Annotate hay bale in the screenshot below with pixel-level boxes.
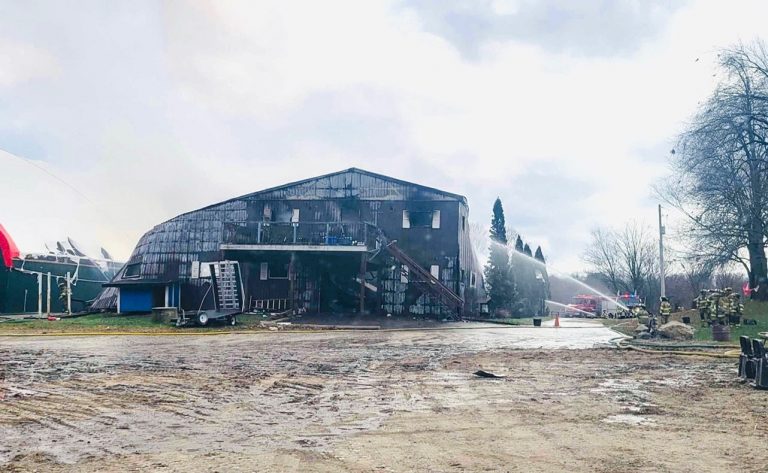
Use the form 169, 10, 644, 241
657, 321, 695, 340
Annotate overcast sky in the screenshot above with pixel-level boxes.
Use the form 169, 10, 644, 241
1, 0, 766, 271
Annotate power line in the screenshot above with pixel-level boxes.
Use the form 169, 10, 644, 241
0, 148, 98, 207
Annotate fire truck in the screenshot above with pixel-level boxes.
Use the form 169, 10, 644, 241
565, 294, 636, 318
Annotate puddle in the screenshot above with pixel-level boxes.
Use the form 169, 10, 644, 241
603, 414, 655, 426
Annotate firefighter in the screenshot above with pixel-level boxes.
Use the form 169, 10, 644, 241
707, 290, 722, 325
659, 296, 672, 325
730, 292, 744, 326
695, 289, 709, 325
57, 277, 72, 314
708, 289, 727, 325
720, 288, 733, 325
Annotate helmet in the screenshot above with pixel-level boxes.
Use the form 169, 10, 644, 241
660, 296, 668, 302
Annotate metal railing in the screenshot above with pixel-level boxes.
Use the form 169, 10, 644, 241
223, 221, 377, 248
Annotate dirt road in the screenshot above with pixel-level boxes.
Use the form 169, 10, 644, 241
1, 322, 766, 472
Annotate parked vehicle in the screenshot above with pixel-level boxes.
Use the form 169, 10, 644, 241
565, 294, 638, 319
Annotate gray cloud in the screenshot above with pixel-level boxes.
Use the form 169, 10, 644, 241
401, 0, 685, 59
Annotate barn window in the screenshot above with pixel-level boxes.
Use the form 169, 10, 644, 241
269, 262, 289, 279
430, 265, 440, 279
470, 272, 477, 288
263, 204, 272, 222
400, 265, 409, 283
260, 263, 268, 280
404, 210, 437, 228
124, 263, 141, 279
462, 216, 466, 231
291, 208, 300, 223
431, 210, 441, 229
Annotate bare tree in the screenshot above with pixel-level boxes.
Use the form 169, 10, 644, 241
677, 256, 715, 296
583, 228, 622, 293
658, 40, 768, 298
583, 222, 659, 308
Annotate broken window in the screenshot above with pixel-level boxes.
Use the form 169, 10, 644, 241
269, 262, 289, 279
400, 265, 409, 283
263, 204, 272, 222
404, 210, 437, 228
470, 272, 476, 288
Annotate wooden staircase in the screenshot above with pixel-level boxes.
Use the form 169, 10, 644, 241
384, 241, 464, 316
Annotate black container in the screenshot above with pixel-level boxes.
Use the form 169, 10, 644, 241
533, 318, 542, 327
712, 324, 731, 342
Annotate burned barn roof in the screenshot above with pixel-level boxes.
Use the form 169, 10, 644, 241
184, 168, 467, 217
100, 168, 469, 285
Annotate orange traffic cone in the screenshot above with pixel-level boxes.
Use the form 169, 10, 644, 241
554, 313, 560, 328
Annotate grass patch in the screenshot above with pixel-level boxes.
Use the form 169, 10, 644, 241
693, 299, 768, 341
0, 313, 269, 334
597, 301, 768, 342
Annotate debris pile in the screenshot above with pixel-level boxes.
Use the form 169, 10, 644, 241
657, 321, 695, 340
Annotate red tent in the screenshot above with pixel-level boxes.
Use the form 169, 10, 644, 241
0, 224, 20, 268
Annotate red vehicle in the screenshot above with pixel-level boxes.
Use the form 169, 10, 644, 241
565, 294, 624, 318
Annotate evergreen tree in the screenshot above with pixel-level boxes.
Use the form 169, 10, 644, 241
490, 198, 508, 244
515, 235, 524, 253
523, 243, 532, 257
484, 198, 516, 315
534, 246, 545, 263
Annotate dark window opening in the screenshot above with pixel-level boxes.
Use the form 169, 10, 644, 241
408, 211, 433, 227
462, 216, 466, 231
124, 263, 141, 278
270, 262, 289, 279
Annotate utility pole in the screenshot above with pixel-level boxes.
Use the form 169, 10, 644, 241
66, 272, 72, 315
658, 204, 665, 298
46, 272, 52, 315
37, 273, 43, 316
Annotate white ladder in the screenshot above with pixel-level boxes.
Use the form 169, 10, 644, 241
211, 261, 243, 311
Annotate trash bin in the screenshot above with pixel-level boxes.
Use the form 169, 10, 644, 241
712, 324, 731, 342
533, 318, 542, 327
152, 307, 177, 323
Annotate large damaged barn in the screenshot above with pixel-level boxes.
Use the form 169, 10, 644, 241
97, 168, 486, 317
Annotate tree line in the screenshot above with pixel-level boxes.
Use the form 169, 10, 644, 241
483, 198, 550, 317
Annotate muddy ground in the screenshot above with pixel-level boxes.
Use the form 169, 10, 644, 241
1, 325, 767, 472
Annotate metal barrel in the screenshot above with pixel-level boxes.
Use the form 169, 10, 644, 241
711, 324, 731, 342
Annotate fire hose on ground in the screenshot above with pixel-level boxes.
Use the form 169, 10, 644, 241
609, 335, 741, 358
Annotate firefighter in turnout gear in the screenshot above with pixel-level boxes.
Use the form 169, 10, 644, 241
57, 277, 71, 314
707, 290, 722, 325
695, 290, 709, 325
729, 292, 744, 325
659, 296, 672, 325
719, 288, 733, 325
